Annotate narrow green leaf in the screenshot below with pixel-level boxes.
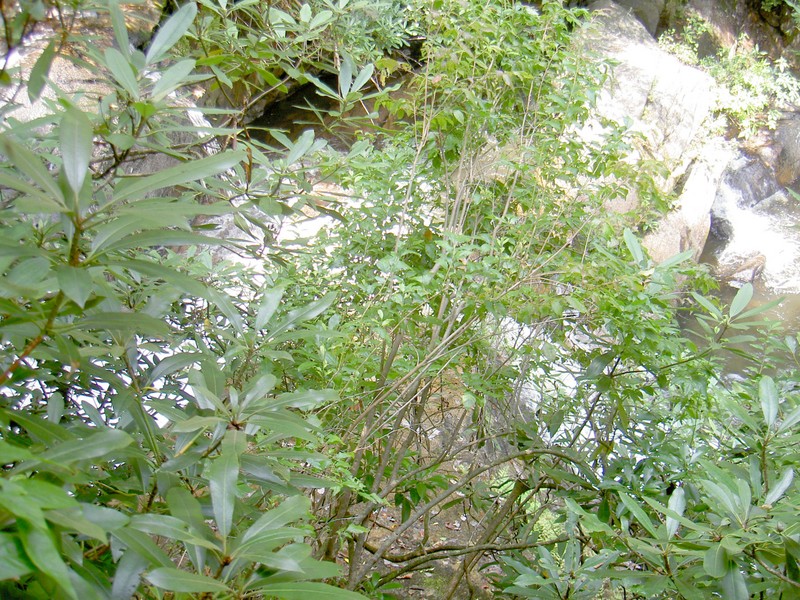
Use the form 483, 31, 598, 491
114, 150, 245, 202
39, 429, 133, 465
104, 47, 140, 98
759, 375, 779, 428
618, 492, 658, 538
55, 265, 92, 308
778, 404, 800, 433
729, 283, 753, 318
207, 431, 241, 541
28, 40, 56, 102
145, 3, 198, 65
255, 287, 284, 329
692, 292, 722, 319
666, 486, 685, 540
108, 0, 130, 58
60, 108, 94, 196
146, 352, 204, 386
145, 567, 230, 593
100, 230, 229, 254
129, 514, 220, 550
264, 388, 338, 412
267, 292, 335, 341
112, 528, 173, 568
0, 135, 65, 204
765, 468, 794, 506
75, 311, 171, 338
151, 59, 196, 101
623, 227, 645, 266
241, 495, 310, 544
255, 582, 367, 600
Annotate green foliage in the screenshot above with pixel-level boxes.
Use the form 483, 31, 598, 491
659, 11, 800, 136
0, 2, 363, 598
0, 0, 799, 598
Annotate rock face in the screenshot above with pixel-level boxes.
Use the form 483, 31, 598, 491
612, 0, 666, 36
585, 1, 725, 262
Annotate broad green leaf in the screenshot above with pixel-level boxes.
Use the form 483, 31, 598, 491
666, 486, 685, 540
765, 468, 794, 506
338, 54, 353, 97
623, 227, 645, 266
703, 544, 727, 578
55, 265, 92, 308
701, 479, 739, 519
0, 409, 74, 443
785, 536, 800, 582
111, 548, 147, 600
104, 47, 140, 98
151, 59, 196, 101
256, 287, 284, 329
145, 3, 198, 65
39, 429, 133, 466
721, 564, 748, 600
240, 373, 278, 413
0, 532, 34, 579
28, 40, 56, 102
60, 108, 94, 197
114, 150, 245, 202
759, 375, 778, 428
255, 582, 367, 600
145, 567, 230, 593
18, 521, 77, 599
729, 283, 753, 318
207, 430, 242, 542
351, 64, 374, 95
241, 495, 310, 544
0, 439, 35, 463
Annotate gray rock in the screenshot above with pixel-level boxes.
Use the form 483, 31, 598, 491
612, 0, 666, 37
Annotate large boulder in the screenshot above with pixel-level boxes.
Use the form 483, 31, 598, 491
612, 0, 666, 37
585, 1, 723, 261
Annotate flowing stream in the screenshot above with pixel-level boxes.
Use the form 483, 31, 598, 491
700, 150, 800, 331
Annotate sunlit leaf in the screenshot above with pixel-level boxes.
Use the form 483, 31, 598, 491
729, 283, 753, 318
28, 40, 56, 102
759, 375, 778, 428
59, 108, 94, 198
145, 3, 198, 65
145, 567, 230, 593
